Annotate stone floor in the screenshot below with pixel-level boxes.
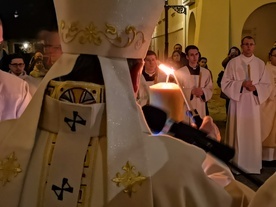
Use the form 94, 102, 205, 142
209, 88, 276, 191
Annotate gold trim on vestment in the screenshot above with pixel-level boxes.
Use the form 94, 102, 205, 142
60, 20, 145, 49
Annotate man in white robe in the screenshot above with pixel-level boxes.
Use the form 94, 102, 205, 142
0, 70, 31, 121
0, 19, 32, 121
0, 1, 267, 207
175, 45, 213, 124
260, 47, 276, 161
137, 50, 166, 107
221, 36, 271, 174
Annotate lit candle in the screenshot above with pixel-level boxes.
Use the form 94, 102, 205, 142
149, 82, 184, 122
248, 64, 251, 80
159, 63, 193, 111
198, 72, 202, 87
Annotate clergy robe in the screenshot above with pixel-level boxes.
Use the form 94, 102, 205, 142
138, 69, 166, 107
248, 172, 276, 207
260, 62, 276, 161
0, 70, 31, 121
174, 65, 213, 124
221, 54, 271, 174
21, 75, 42, 96
0, 54, 254, 207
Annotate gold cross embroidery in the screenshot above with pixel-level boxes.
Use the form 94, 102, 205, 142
112, 161, 147, 197
0, 152, 22, 186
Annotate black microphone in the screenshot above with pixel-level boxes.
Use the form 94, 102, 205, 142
142, 104, 234, 163
142, 105, 264, 187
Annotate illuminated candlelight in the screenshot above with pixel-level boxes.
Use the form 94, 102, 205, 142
159, 64, 174, 83
198, 72, 202, 87
158, 63, 202, 127
149, 82, 184, 122
158, 63, 192, 111
248, 64, 251, 80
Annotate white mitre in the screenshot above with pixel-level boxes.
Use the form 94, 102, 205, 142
0, 0, 164, 207
56, 0, 161, 59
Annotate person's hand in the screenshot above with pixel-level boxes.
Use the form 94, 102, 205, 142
242, 80, 252, 87
199, 116, 221, 142
192, 87, 204, 97
242, 80, 256, 91
246, 85, 256, 91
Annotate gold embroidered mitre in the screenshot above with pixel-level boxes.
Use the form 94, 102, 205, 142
54, 0, 164, 59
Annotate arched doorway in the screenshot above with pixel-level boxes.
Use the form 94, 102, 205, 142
242, 3, 276, 61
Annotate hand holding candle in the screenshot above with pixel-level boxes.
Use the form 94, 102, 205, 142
248, 64, 251, 80
198, 72, 202, 87
243, 64, 256, 91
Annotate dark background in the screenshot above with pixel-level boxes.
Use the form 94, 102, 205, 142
0, 0, 57, 40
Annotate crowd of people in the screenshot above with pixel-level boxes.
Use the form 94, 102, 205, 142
139, 38, 276, 176
0, 0, 276, 206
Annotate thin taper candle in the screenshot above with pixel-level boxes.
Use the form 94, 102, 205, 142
198, 72, 202, 87
171, 73, 193, 111
248, 64, 251, 80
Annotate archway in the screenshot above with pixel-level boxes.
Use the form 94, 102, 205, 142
242, 3, 276, 61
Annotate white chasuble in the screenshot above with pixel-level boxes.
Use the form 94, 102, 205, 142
221, 54, 271, 173
261, 62, 276, 160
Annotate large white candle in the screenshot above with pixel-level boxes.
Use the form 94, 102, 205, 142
149, 82, 184, 122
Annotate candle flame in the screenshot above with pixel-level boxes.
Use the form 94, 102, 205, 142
158, 63, 192, 111
159, 64, 175, 75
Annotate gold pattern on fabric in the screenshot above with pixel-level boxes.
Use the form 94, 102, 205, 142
38, 133, 101, 206
38, 82, 105, 205
112, 161, 147, 197
78, 185, 87, 205
46, 80, 105, 104
0, 152, 22, 186
48, 133, 57, 165
60, 20, 145, 48
37, 133, 58, 206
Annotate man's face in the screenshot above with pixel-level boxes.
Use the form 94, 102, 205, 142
186, 49, 199, 65
9, 58, 25, 76
43, 31, 62, 67
241, 38, 255, 57
174, 45, 182, 52
144, 55, 158, 73
34, 52, 43, 60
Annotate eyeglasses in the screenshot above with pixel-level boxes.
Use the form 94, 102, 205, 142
271, 55, 276, 57
9, 63, 25, 67
43, 44, 62, 51
242, 43, 255, 46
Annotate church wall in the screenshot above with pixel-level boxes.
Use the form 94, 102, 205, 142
188, 0, 230, 85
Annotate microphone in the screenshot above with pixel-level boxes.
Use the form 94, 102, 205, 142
142, 104, 234, 163
142, 105, 264, 187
